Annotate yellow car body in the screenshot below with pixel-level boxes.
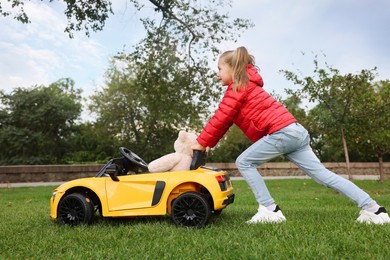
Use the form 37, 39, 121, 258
50, 165, 234, 227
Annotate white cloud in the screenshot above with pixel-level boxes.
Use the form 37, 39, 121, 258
0, 0, 107, 97
0, 41, 60, 89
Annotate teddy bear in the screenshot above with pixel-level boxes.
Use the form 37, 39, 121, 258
148, 130, 199, 173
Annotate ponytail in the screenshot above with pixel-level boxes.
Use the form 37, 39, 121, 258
220, 47, 255, 92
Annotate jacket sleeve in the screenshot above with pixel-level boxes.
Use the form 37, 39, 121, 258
197, 87, 246, 148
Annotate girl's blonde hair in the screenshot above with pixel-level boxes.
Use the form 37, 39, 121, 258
219, 46, 255, 92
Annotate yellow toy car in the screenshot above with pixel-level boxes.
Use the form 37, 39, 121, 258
50, 148, 234, 228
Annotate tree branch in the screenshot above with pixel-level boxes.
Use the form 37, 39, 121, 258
148, 0, 199, 63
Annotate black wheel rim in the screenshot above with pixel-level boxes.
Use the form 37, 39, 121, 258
58, 197, 86, 226
172, 194, 209, 227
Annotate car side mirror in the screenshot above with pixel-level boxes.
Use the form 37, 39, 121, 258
105, 164, 120, 182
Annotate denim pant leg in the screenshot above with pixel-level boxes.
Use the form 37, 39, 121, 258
236, 135, 284, 206
237, 122, 376, 209
284, 124, 376, 209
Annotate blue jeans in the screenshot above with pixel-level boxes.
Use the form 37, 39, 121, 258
236, 122, 375, 209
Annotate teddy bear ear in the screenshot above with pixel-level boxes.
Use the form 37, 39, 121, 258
178, 130, 186, 140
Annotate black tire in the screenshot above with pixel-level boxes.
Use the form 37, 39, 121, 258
171, 192, 211, 228
57, 193, 94, 226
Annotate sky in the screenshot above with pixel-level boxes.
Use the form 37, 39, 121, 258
1, 0, 389, 120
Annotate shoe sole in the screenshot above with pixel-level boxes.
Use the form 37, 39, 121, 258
246, 210, 286, 224
357, 210, 390, 224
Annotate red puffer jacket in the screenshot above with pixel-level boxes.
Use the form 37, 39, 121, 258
197, 64, 297, 148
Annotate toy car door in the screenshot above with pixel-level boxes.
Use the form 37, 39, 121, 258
105, 174, 168, 211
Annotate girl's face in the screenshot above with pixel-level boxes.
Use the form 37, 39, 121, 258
217, 58, 233, 86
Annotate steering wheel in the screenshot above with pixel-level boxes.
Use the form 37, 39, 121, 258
119, 147, 148, 169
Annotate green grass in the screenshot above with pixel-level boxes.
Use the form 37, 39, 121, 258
1, 179, 390, 259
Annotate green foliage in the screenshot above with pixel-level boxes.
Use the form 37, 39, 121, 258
89, 0, 252, 162
0, 78, 82, 165
64, 122, 118, 164
348, 80, 390, 161
61, 0, 113, 38
306, 104, 347, 161
0, 0, 252, 40
282, 55, 377, 127
1, 0, 254, 164
0, 0, 29, 23
89, 42, 209, 161
1, 180, 390, 259
281, 53, 384, 162
1, 1, 387, 164
130, 0, 253, 59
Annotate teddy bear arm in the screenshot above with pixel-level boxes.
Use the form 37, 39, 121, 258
148, 153, 182, 173
171, 155, 193, 171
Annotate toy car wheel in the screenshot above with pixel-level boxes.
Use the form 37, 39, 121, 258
57, 193, 94, 226
171, 192, 211, 228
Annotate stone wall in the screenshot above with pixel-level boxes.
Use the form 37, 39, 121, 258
0, 164, 102, 183
0, 162, 388, 183
211, 162, 390, 178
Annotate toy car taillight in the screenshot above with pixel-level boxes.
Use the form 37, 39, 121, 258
216, 174, 231, 191
215, 175, 226, 183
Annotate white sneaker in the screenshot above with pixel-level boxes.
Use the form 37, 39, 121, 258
246, 205, 286, 224
357, 207, 390, 224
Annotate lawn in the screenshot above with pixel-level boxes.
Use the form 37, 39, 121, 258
1, 179, 389, 259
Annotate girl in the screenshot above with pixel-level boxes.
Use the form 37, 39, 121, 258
192, 46, 390, 224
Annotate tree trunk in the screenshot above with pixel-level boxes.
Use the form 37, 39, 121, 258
341, 127, 352, 180
379, 153, 384, 183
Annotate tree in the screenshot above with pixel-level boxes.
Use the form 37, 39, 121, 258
64, 121, 119, 163
89, 1, 252, 162
0, 78, 82, 164
89, 27, 220, 161
348, 80, 390, 182
281, 54, 377, 179
2, 0, 252, 163
280, 94, 307, 126
1, 0, 251, 41
305, 103, 345, 161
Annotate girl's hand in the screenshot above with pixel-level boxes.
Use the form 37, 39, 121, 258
191, 142, 206, 151
191, 142, 211, 153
